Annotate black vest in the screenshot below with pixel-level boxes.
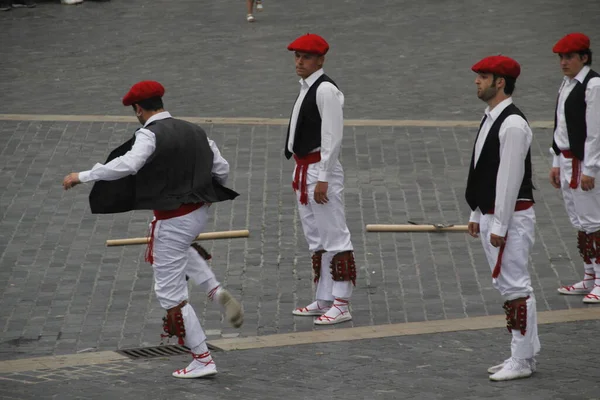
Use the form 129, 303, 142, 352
284, 74, 338, 159
89, 117, 239, 214
552, 69, 600, 160
465, 103, 534, 214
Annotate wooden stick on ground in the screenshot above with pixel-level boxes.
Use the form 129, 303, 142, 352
106, 229, 250, 246
366, 224, 468, 233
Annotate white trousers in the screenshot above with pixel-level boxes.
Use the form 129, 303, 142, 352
479, 207, 540, 359
295, 160, 353, 301
152, 206, 218, 349
559, 153, 600, 233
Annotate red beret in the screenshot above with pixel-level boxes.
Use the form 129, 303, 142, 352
553, 33, 590, 54
471, 55, 521, 79
287, 33, 329, 56
122, 81, 165, 106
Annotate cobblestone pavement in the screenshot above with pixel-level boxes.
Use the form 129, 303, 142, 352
1, 321, 600, 400
0, 0, 599, 120
0, 119, 594, 358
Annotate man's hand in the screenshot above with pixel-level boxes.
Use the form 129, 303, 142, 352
549, 167, 561, 189
490, 234, 506, 248
468, 222, 480, 238
314, 181, 329, 204
63, 173, 81, 190
581, 174, 596, 191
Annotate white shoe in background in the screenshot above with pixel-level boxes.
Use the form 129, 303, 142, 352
489, 357, 533, 381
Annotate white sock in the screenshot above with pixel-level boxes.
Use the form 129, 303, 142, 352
332, 298, 349, 313
585, 263, 595, 277
191, 341, 209, 355
316, 300, 333, 309
206, 280, 221, 301
190, 342, 215, 368
593, 264, 600, 288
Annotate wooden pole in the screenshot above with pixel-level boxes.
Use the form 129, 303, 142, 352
106, 229, 250, 246
366, 224, 468, 233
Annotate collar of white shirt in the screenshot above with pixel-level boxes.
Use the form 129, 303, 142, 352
299, 69, 325, 89
484, 97, 514, 123
144, 111, 172, 127
563, 65, 591, 85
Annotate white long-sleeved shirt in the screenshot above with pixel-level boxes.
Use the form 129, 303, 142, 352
287, 68, 345, 182
469, 98, 533, 237
551, 66, 600, 176
79, 111, 230, 185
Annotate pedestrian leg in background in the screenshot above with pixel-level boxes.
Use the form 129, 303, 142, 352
246, 0, 255, 22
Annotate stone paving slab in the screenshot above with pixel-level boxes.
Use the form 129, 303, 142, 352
0, 0, 599, 121
0, 119, 593, 361
0, 321, 599, 400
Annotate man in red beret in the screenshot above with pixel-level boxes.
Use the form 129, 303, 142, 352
466, 56, 540, 381
62, 81, 243, 379
549, 34, 600, 304
284, 33, 357, 325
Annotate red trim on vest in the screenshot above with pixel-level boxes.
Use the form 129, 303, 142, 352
145, 203, 204, 264
561, 150, 581, 189
292, 152, 321, 205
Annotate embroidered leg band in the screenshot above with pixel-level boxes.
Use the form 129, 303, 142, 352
312, 250, 325, 283
577, 231, 595, 264
330, 251, 357, 286
161, 300, 188, 345
593, 231, 600, 264
502, 296, 529, 336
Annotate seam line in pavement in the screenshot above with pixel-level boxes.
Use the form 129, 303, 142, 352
0, 114, 554, 128
1, 308, 597, 374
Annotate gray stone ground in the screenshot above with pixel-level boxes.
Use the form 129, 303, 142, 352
1, 321, 600, 400
1, 0, 599, 120
1, 0, 600, 399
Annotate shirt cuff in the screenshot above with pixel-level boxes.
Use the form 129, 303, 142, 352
552, 155, 560, 168
469, 209, 481, 223
78, 170, 92, 183
317, 169, 330, 182
583, 165, 600, 177
490, 218, 508, 237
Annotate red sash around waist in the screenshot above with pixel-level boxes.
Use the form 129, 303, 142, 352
561, 150, 581, 189
292, 152, 321, 205
486, 200, 534, 215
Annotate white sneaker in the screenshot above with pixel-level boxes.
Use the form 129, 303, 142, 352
292, 300, 330, 316
246, 14, 255, 22
256, 1, 263, 11
488, 358, 536, 374
216, 288, 243, 328
489, 357, 533, 381
558, 274, 595, 295
583, 285, 600, 303
61, 0, 83, 4
172, 357, 217, 379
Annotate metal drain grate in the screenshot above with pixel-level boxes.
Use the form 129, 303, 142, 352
117, 343, 221, 359
117, 344, 190, 359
